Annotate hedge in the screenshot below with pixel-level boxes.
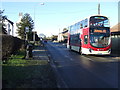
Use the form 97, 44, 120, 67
1, 34, 24, 61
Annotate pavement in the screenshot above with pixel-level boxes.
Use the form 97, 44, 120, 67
111, 50, 120, 61
32, 43, 68, 88
32, 44, 50, 62
111, 50, 120, 56
30, 43, 58, 88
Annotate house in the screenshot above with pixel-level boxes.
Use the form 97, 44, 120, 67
2, 17, 14, 36
111, 23, 120, 36
14, 12, 23, 38
58, 30, 68, 43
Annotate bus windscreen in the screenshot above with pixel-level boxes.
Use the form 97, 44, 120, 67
90, 16, 109, 27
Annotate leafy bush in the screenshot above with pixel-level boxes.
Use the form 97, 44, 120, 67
2, 34, 24, 61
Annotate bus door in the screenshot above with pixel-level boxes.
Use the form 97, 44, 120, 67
82, 28, 89, 49
83, 35, 89, 48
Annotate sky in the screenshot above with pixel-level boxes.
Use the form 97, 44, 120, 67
1, 0, 119, 37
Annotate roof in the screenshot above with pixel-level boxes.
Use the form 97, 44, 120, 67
111, 23, 120, 32
62, 30, 68, 34
4, 17, 14, 25
7, 19, 14, 25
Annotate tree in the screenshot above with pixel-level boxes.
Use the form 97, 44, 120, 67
0, 10, 7, 34
51, 35, 58, 41
63, 28, 67, 32
17, 13, 34, 40
35, 33, 40, 41
27, 32, 40, 41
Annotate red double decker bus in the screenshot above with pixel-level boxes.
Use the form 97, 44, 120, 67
67, 15, 111, 55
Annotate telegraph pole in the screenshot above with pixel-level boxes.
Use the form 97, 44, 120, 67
98, 3, 100, 15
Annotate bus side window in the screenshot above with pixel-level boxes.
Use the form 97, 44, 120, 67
84, 18, 88, 27
84, 35, 88, 44
80, 24, 83, 29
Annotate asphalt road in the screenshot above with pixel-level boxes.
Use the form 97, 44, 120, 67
45, 41, 119, 88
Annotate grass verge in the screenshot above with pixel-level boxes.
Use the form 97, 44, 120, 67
2, 50, 57, 88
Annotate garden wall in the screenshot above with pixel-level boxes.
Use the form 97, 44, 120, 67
111, 35, 120, 56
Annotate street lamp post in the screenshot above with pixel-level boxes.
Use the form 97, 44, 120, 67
33, 2, 44, 42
